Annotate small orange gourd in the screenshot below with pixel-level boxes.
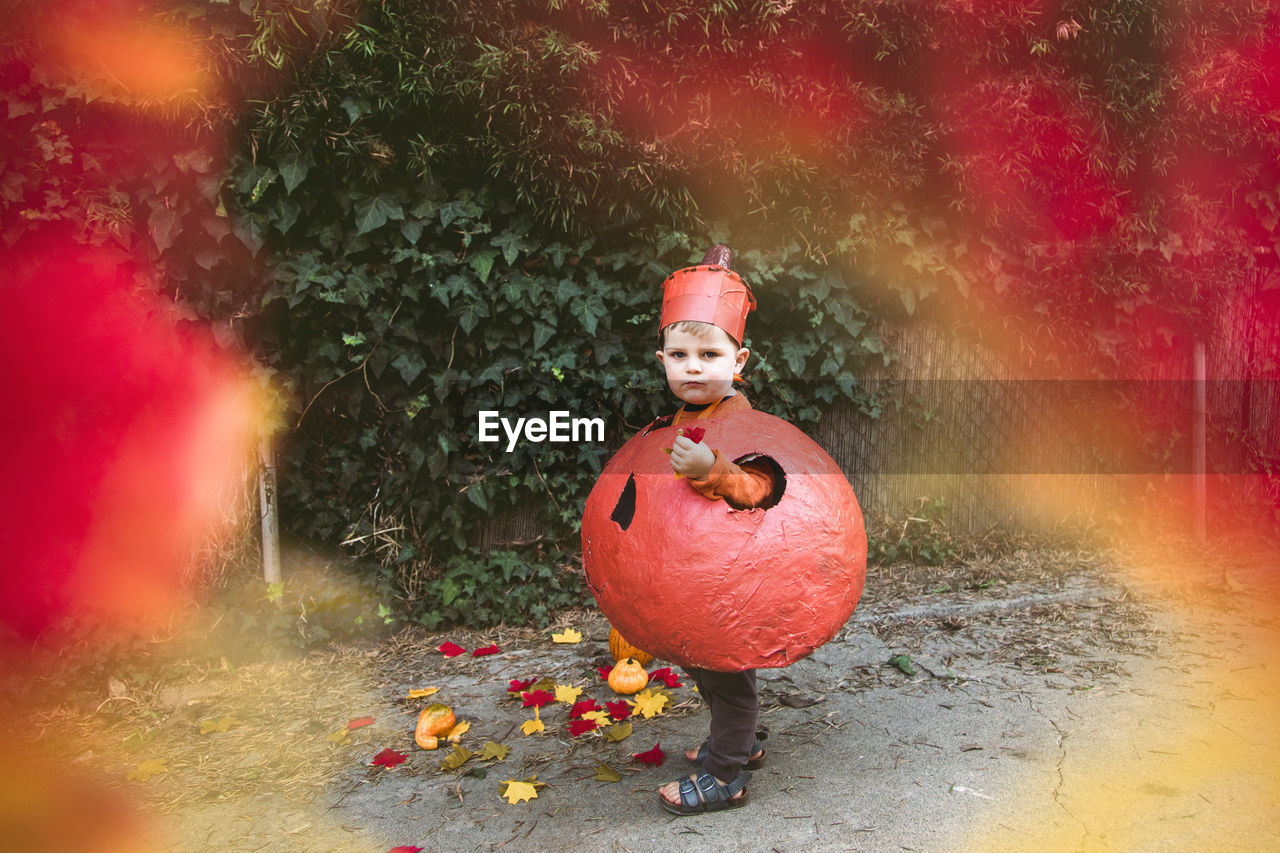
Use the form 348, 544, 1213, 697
414, 703, 456, 749
608, 658, 649, 695
608, 627, 654, 667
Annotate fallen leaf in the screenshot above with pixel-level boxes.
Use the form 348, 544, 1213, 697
580, 710, 613, 726
472, 644, 501, 657
406, 688, 438, 699
604, 721, 632, 742
443, 720, 470, 743
550, 628, 582, 644
888, 654, 917, 676
530, 676, 557, 693
439, 746, 473, 772
593, 763, 622, 783
568, 719, 598, 737
437, 641, 465, 657
554, 684, 583, 705
648, 667, 682, 688
597, 666, 613, 680
632, 743, 665, 766
630, 689, 669, 719
478, 742, 510, 762
126, 759, 168, 781
371, 748, 407, 769
521, 707, 545, 736
605, 700, 632, 721
520, 689, 555, 708
507, 678, 535, 695
199, 716, 243, 734
325, 728, 351, 745
569, 699, 602, 719
388, 847, 423, 853
346, 716, 375, 729
500, 780, 538, 804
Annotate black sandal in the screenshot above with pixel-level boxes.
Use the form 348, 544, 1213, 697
687, 730, 768, 770
659, 770, 751, 816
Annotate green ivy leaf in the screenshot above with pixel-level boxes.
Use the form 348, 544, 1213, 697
278, 151, 314, 194
354, 194, 405, 235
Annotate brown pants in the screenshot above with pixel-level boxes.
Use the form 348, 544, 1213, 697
683, 666, 759, 782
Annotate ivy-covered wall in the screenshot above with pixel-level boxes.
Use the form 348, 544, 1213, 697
4, 0, 1277, 627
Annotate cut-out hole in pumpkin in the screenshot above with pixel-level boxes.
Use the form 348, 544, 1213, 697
729, 453, 786, 510
611, 474, 637, 530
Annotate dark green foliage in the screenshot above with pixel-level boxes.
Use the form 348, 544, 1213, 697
4, 0, 1277, 628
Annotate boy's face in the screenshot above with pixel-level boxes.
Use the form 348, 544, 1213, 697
655, 325, 750, 407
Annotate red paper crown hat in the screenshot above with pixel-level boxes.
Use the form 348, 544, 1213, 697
659, 244, 757, 345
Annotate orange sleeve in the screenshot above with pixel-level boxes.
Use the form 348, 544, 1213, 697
688, 449, 776, 510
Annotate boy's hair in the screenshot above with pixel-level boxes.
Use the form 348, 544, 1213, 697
658, 320, 742, 350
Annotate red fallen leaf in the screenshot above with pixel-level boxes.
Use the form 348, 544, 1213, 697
680, 425, 706, 443
371, 748, 407, 769
605, 700, 632, 721
388, 847, 423, 853
520, 689, 556, 708
507, 678, 535, 694
597, 665, 613, 680
632, 743, 665, 766
346, 716, 375, 729
568, 718, 599, 737
472, 644, 501, 657
437, 642, 465, 657
569, 699, 602, 719
648, 667, 682, 688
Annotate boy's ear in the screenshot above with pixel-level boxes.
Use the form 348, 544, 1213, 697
735, 347, 750, 370
655, 349, 666, 365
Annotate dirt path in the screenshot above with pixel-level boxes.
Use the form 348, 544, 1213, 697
16, 546, 1279, 853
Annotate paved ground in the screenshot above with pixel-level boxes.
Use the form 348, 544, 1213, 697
126, 548, 1280, 853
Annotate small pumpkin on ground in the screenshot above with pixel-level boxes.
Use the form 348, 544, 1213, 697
609, 626, 654, 667
608, 658, 650, 695
414, 703, 456, 749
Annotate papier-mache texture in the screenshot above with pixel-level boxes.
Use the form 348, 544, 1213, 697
582, 409, 866, 671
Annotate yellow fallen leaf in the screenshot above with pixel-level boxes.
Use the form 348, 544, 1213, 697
501, 780, 538, 804
199, 716, 243, 734
407, 687, 439, 699
593, 763, 622, 783
439, 746, 473, 772
580, 710, 612, 726
444, 720, 470, 743
550, 628, 582, 644
126, 759, 168, 782
325, 728, 352, 745
630, 689, 669, 719
479, 741, 510, 761
604, 721, 632, 742
554, 684, 582, 705
521, 708, 545, 736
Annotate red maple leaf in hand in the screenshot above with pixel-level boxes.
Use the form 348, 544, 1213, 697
371, 748, 407, 769
437, 641, 465, 657
680, 426, 706, 443
520, 689, 555, 708
632, 743, 665, 766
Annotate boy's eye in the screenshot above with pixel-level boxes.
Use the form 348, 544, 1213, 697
701, 352, 719, 359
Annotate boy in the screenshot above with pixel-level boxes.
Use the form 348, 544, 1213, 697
650, 245, 775, 815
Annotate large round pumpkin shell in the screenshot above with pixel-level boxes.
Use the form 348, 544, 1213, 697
582, 409, 866, 671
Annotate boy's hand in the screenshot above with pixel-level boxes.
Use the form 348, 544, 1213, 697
670, 436, 715, 480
